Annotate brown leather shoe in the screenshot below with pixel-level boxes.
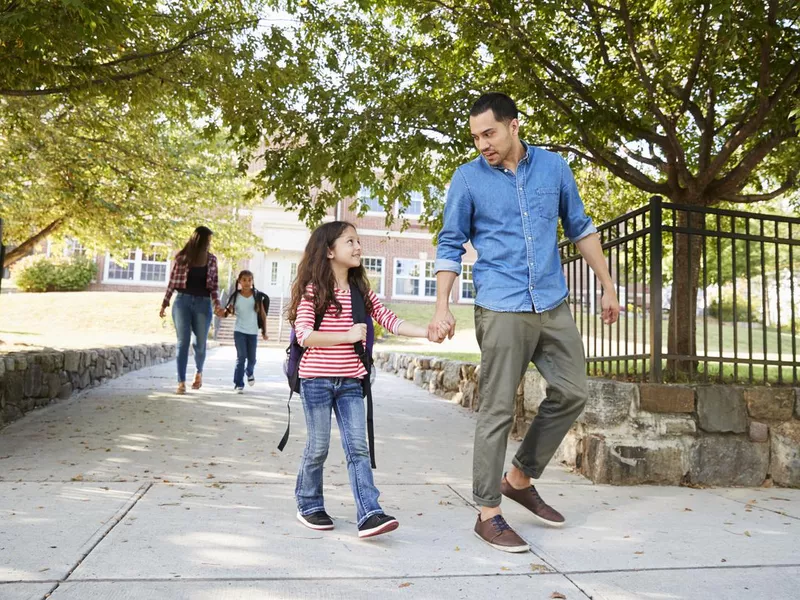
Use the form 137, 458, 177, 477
473, 515, 529, 553
501, 473, 565, 527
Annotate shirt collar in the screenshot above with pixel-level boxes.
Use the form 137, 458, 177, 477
483, 141, 533, 170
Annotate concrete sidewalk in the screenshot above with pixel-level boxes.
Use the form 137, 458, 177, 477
1, 347, 798, 599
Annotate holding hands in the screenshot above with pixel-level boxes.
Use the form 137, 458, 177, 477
427, 308, 456, 344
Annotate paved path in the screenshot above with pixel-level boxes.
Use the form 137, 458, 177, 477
1, 347, 798, 599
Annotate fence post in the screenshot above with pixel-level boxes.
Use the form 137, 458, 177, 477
649, 196, 663, 382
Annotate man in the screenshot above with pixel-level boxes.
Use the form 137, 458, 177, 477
429, 93, 619, 553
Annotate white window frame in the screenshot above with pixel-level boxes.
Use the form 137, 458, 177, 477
270, 261, 279, 286
359, 186, 386, 216
459, 262, 476, 304
399, 191, 424, 220
392, 258, 437, 302
102, 248, 170, 287
290, 262, 298, 283
362, 256, 386, 298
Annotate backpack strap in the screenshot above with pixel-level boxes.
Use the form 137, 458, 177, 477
277, 308, 324, 453
350, 287, 376, 469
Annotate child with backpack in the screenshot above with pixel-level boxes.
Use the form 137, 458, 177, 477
286, 221, 447, 539
220, 269, 269, 393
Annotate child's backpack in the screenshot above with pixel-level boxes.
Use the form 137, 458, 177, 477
225, 287, 270, 334
278, 286, 377, 467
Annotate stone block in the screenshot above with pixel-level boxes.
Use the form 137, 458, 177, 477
5, 356, 15, 372
580, 434, 687, 485
0, 359, 4, 378
749, 421, 769, 443
689, 435, 770, 487
23, 364, 43, 398
405, 364, 415, 380
553, 429, 584, 467
15, 355, 28, 370
653, 414, 697, 436
770, 422, 800, 487
79, 370, 91, 389
697, 386, 747, 433
3, 372, 23, 411
744, 387, 795, 421
93, 359, 105, 379
64, 351, 80, 372
796, 389, 800, 418
461, 364, 476, 381
522, 369, 546, 416
414, 357, 431, 369
58, 382, 73, 400
38, 353, 55, 373
441, 362, 462, 391
413, 368, 425, 387
639, 384, 695, 413
580, 379, 637, 427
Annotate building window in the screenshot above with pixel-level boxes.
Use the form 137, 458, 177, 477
402, 192, 424, 218
362, 257, 385, 297
66, 239, 87, 258
106, 250, 137, 281
270, 261, 279, 285
359, 186, 385, 214
139, 248, 169, 282
290, 262, 298, 282
460, 263, 475, 302
104, 248, 169, 285
393, 258, 437, 300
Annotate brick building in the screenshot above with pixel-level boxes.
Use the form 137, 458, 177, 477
246, 188, 477, 309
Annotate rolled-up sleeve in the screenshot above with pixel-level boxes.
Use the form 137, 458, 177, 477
559, 158, 597, 243
434, 169, 472, 275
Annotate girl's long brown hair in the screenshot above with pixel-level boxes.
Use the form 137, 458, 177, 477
176, 226, 213, 266
287, 221, 373, 325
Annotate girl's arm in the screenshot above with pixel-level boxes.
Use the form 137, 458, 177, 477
368, 290, 443, 339
295, 288, 364, 347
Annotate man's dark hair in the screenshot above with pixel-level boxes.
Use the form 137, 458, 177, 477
469, 93, 518, 122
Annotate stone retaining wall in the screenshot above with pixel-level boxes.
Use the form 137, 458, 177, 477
375, 351, 800, 488
0, 343, 177, 428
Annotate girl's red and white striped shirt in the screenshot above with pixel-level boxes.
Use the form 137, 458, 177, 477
295, 286, 402, 379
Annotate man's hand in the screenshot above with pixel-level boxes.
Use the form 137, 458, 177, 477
601, 289, 621, 325
428, 308, 456, 343
346, 323, 368, 344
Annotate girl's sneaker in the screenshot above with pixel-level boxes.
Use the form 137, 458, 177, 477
247, 375, 255, 386
234, 385, 244, 394
297, 511, 334, 531
358, 514, 399, 538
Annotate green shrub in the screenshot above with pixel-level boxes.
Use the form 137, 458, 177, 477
707, 299, 758, 323
13, 255, 97, 292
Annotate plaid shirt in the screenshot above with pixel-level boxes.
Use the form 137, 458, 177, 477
162, 253, 220, 309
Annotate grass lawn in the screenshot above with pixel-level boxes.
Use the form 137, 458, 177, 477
0, 291, 175, 352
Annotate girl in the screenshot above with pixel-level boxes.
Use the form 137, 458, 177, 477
221, 270, 268, 393
287, 221, 446, 538
160, 226, 222, 395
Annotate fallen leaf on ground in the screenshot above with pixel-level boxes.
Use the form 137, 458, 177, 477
398, 582, 412, 588
71, 475, 83, 481
634, 551, 644, 555
500, 567, 511, 571
530, 563, 549, 573
550, 592, 567, 599
744, 530, 752, 537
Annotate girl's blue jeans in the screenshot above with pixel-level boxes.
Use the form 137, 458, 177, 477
295, 377, 383, 527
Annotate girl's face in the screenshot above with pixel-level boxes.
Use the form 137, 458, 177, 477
327, 227, 362, 270
239, 275, 253, 290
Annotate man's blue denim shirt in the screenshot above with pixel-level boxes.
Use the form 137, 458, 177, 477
435, 143, 597, 313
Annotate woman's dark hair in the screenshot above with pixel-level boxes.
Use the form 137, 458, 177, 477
287, 221, 373, 325
469, 92, 518, 122
177, 226, 213, 266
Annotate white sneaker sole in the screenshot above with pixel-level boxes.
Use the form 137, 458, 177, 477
473, 530, 530, 553
247, 380, 255, 387
358, 519, 399, 538
296, 512, 334, 531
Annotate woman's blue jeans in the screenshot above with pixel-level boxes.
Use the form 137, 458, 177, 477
171, 292, 212, 383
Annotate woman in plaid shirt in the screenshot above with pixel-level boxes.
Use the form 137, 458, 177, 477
159, 226, 222, 394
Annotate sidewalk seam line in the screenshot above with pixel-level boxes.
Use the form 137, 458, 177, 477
40, 481, 153, 600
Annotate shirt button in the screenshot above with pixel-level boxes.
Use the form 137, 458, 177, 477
524, 212, 528, 216
527, 236, 532, 240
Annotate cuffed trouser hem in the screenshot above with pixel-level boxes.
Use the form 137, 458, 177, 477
512, 456, 543, 479
298, 504, 326, 516
472, 491, 502, 508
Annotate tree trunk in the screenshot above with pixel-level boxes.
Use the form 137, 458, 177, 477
2, 217, 65, 269
666, 208, 704, 378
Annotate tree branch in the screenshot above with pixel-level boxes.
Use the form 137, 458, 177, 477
3, 217, 66, 268
710, 128, 798, 196
718, 171, 799, 203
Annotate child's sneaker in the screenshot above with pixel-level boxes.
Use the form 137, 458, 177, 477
358, 513, 399, 538
247, 375, 255, 386
234, 385, 244, 394
297, 511, 334, 531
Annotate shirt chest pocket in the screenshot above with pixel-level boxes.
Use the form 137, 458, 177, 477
534, 187, 559, 219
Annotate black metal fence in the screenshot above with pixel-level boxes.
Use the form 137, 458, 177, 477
560, 196, 800, 385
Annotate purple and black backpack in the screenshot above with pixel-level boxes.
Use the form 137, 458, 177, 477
278, 286, 377, 467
